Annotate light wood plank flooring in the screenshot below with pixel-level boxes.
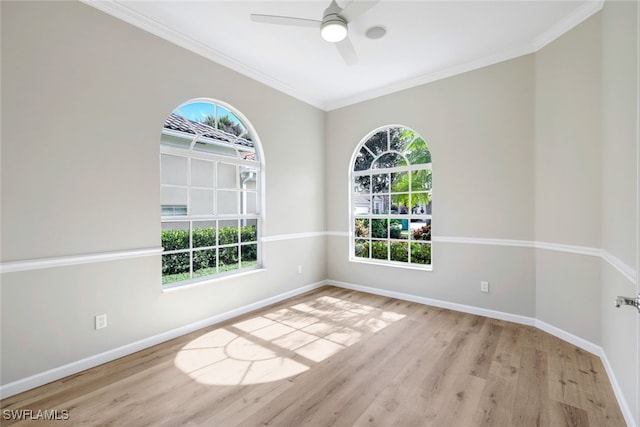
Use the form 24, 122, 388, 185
1, 286, 625, 426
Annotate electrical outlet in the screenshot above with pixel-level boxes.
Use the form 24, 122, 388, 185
297, 265, 302, 275
95, 314, 107, 330
480, 281, 489, 293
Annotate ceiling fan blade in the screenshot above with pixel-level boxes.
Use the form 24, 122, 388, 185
250, 14, 321, 28
336, 37, 358, 65
340, 0, 379, 22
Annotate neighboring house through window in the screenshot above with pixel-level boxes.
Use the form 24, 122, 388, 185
350, 126, 432, 268
160, 99, 262, 287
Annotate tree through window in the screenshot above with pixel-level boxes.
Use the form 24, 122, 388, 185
160, 100, 262, 287
351, 126, 432, 267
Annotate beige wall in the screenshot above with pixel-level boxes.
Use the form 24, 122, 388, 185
1, 1, 637, 421
600, 0, 639, 420
1, 1, 326, 384
326, 55, 537, 317
533, 11, 603, 344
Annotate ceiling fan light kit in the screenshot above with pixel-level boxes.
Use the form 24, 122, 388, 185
321, 17, 348, 42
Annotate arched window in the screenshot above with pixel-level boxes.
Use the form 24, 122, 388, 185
350, 126, 432, 268
160, 99, 262, 287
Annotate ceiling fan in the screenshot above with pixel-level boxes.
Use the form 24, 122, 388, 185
250, 0, 379, 65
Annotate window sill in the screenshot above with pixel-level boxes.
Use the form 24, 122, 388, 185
349, 258, 433, 272
162, 267, 266, 293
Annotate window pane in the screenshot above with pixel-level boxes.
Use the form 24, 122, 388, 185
411, 193, 430, 214
161, 154, 187, 186
354, 218, 369, 238
241, 244, 258, 265
219, 246, 239, 272
373, 152, 407, 169
193, 221, 216, 248
371, 173, 389, 193
162, 222, 189, 251
193, 249, 217, 278
371, 219, 388, 239
353, 194, 371, 215
354, 239, 370, 258
218, 190, 238, 214
411, 170, 432, 191
371, 241, 388, 260
365, 131, 388, 156
191, 189, 214, 215
354, 148, 374, 172
161, 205, 187, 216
218, 163, 237, 188
390, 219, 406, 240
391, 195, 409, 214
410, 219, 431, 241
161, 186, 187, 207
406, 138, 431, 165
372, 195, 390, 215
242, 191, 258, 214
162, 252, 190, 284
192, 159, 214, 188
241, 219, 258, 243
241, 167, 258, 189
390, 241, 408, 262
219, 220, 239, 245
410, 242, 431, 265
391, 172, 408, 191
353, 175, 371, 194
388, 127, 404, 152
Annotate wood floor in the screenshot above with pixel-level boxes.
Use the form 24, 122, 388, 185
1, 286, 625, 426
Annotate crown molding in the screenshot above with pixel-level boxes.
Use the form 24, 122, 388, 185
79, 0, 327, 110
82, 0, 605, 112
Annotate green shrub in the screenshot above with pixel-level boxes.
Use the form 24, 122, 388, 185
354, 240, 370, 258
371, 241, 388, 259
161, 225, 258, 278
390, 241, 408, 262
410, 242, 431, 264
354, 219, 369, 238
161, 229, 189, 251
371, 219, 387, 238
389, 220, 402, 239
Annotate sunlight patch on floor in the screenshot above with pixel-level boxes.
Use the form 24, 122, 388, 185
174, 294, 406, 385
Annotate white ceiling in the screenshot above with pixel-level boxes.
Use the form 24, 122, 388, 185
85, 0, 602, 111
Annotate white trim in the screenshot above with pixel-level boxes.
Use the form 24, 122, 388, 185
326, 279, 636, 427
80, 0, 326, 110
601, 349, 639, 427
534, 319, 602, 357
0, 281, 325, 399
534, 240, 601, 257
261, 231, 326, 243
532, 0, 604, 51
432, 235, 535, 248
0, 247, 163, 274
2, 235, 635, 287
326, 231, 350, 238
326, 279, 535, 327
601, 250, 638, 284
80, 1, 603, 112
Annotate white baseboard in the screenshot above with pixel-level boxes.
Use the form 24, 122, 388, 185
326, 279, 536, 326
599, 349, 638, 427
0, 281, 325, 400
326, 279, 637, 427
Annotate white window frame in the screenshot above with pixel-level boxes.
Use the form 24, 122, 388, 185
160, 99, 264, 289
349, 125, 432, 270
